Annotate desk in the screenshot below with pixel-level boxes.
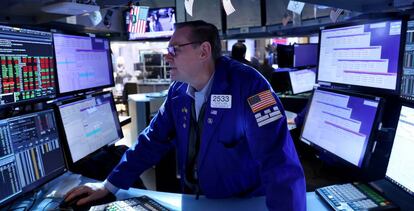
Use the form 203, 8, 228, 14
111, 80, 170, 95
128, 93, 166, 144
31, 172, 330, 211
116, 189, 330, 211
118, 115, 131, 127
136, 80, 170, 93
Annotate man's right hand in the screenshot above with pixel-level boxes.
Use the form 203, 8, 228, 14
64, 182, 110, 206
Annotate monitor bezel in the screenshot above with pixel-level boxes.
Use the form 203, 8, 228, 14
55, 91, 123, 169
127, 6, 176, 41
0, 24, 57, 108
384, 103, 414, 197
293, 43, 319, 69
299, 87, 384, 168
316, 17, 408, 95
52, 33, 115, 96
0, 109, 67, 208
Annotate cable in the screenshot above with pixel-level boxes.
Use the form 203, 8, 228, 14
7, 197, 32, 211
25, 193, 38, 211
7, 190, 41, 211
8, 207, 27, 211
41, 200, 60, 211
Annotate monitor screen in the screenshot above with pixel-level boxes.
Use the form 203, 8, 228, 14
276, 44, 294, 68
293, 44, 318, 68
0, 25, 56, 105
0, 110, 65, 206
401, 20, 414, 101
318, 20, 403, 91
58, 92, 122, 163
143, 53, 164, 79
53, 33, 114, 94
128, 6, 176, 40
270, 70, 291, 94
385, 105, 414, 196
289, 68, 316, 94
301, 88, 381, 167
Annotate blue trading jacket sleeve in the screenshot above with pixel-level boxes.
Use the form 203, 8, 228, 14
244, 79, 306, 210
107, 89, 176, 189
294, 106, 307, 129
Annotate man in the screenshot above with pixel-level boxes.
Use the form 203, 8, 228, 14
114, 56, 132, 85
258, 57, 274, 81
231, 42, 250, 64
64, 20, 306, 210
231, 41, 261, 71
148, 14, 163, 32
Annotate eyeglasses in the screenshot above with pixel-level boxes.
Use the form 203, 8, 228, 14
167, 41, 202, 56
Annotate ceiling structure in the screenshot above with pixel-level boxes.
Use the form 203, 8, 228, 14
0, 0, 413, 36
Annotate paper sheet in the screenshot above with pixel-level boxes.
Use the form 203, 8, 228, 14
287, 0, 305, 15
222, 0, 236, 15
184, 0, 194, 16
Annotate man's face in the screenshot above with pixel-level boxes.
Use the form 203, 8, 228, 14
165, 27, 202, 84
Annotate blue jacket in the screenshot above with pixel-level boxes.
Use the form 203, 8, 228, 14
294, 106, 308, 129
108, 57, 306, 210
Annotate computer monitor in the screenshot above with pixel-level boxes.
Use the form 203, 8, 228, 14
384, 105, 414, 197
0, 25, 56, 106
318, 19, 404, 92
57, 92, 123, 164
293, 44, 318, 68
289, 68, 316, 94
400, 20, 414, 101
0, 110, 66, 207
300, 88, 383, 167
270, 70, 291, 94
276, 44, 294, 68
53, 33, 114, 95
143, 53, 164, 79
127, 6, 176, 40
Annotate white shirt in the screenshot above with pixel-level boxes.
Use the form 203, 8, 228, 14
186, 73, 215, 120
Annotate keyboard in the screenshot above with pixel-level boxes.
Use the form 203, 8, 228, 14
316, 182, 398, 211
89, 195, 170, 211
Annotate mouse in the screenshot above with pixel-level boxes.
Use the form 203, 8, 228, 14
59, 193, 90, 211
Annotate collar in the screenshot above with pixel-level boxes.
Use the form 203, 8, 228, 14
186, 72, 215, 102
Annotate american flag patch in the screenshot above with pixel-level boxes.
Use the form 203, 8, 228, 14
247, 90, 276, 113
254, 106, 283, 127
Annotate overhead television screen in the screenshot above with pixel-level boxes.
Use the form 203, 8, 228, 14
128, 6, 176, 40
